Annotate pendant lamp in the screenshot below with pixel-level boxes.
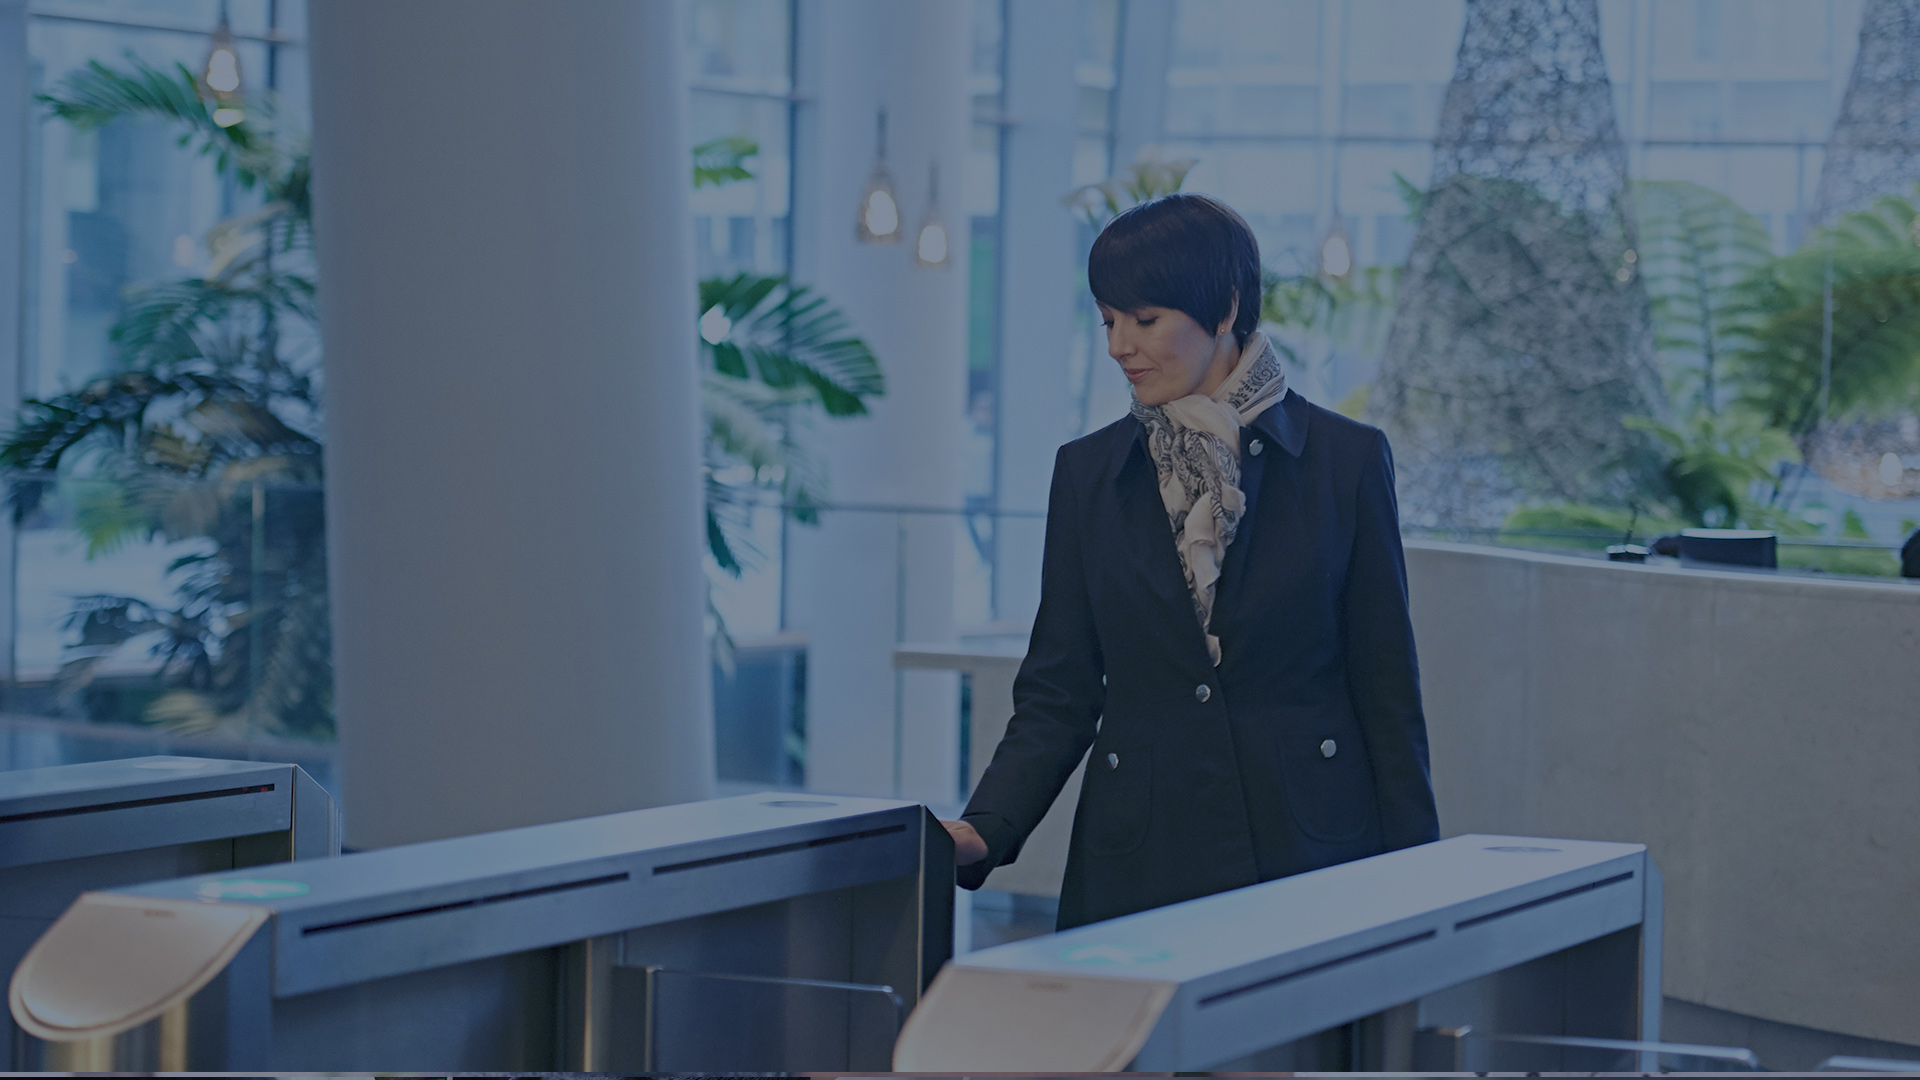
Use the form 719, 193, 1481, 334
201, 1, 245, 127
1318, 215, 1352, 280
856, 108, 901, 244
913, 163, 949, 268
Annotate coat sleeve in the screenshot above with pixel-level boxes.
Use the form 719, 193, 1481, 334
957, 446, 1105, 890
1345, 430, 1441, 852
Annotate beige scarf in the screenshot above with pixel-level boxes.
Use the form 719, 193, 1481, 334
1129, 332, 1288, 665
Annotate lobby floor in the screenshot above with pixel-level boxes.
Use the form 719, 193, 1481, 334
967, 889, 1058, 950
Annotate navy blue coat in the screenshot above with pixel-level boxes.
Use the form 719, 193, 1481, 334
958, 389, 1440, 929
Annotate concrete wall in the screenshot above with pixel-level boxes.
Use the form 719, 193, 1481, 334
1408, 540, 1920, 1046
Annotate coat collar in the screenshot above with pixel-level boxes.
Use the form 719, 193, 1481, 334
1251, 387, 1310, 457
1119, 387, 1311, 471
1105, 389, 1311, 667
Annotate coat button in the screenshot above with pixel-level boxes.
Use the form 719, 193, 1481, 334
1249, 439, 1264, 456
1320, 739, 1337, 758
1107, 752, 1119, 770
1195, 684, 1212, 703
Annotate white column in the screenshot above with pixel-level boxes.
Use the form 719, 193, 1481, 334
0, 0, 24, 693
991, 0, 1084, 625
308, 0, 714, 848
787, 0, 970, 802
1111, 0, 1176, 167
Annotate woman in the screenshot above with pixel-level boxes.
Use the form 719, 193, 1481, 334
944, 193, 1439, 930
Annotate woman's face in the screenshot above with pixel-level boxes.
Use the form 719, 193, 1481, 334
1101, 302, 1237, 407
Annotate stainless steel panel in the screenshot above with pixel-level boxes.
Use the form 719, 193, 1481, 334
113, 795, 925, 997
0, 759, 295, 869
617, 888, 872, 1071
16, 794, 950, 1072
267, 948, 559, 1071
291, 766, 338, 860
916, 834, 1659, 1072
263, 811, 920, 996
1, 757, 336, 1070
0, 839, 239, 921
1414, 1028, 1760, 1072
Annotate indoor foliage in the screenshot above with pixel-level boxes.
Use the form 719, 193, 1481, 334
4, 60, 882, 736
4, 56, 326, 737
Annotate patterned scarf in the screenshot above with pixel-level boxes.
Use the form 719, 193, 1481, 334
1130, 331, 1288, 665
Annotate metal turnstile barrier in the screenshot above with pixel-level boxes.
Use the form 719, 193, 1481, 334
1, 756, 336, 1069
1414, 1028, 1760, 1072
895, 833, 1661, 1072
10, 792, 951, 1072
1818, 1054, 1920, 1072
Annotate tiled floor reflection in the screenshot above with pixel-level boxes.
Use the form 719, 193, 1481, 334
969, 889, 1057, 950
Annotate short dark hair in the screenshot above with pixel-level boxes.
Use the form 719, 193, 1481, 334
1088, 193, 1262, 345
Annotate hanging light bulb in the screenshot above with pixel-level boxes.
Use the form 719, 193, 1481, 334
1318, 215, 1352, 280
913, 162, 949, 269
856, 108, 901, 244
200, 1, 245, 128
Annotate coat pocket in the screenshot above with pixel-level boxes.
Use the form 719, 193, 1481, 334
1079, 744, 1153, 857
1277, 733, 1376, 845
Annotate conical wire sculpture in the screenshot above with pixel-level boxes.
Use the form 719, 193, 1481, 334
1811, 0, 1920, 225
1367, 0, 1662, 528
1803, 0, 1920, 501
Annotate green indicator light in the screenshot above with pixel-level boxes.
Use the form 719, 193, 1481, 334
1061, 943, 1171, 965
196, 878, 310, 900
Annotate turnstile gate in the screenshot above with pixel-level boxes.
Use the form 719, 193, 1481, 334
896, 833, 1660, 1072
10, 792, 950, 1072
0, 756, 336, 1068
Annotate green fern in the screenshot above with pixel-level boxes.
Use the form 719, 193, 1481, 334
1632, 180, 1775, 415
1725, 190, 1920, 439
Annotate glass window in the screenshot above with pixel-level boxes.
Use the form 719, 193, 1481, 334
966, 0, 1006, 511
689, 93, 792, 279
1647, 81, 1723, 139
1729, 80, 1833, 140
1346, 0, 1463, 80
12, 4, 328, 760
1136, 0, 1918, 553
685, 0, 805, 784
27, 19, 279, 395
686, 0, 792, 93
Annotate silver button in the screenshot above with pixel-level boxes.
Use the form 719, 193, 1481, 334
1249, 440, 1264, 456
1107, 752, 1119, 770
1320, 739, 1337, 758
1195, 684, 1212, 703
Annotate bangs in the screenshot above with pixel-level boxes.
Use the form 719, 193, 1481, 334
1088, 193, 1262, 342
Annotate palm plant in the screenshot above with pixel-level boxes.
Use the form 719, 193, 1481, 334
1063, 147, 1198, 229
697, 271, 882, 578
689, 140, 884, 644
4, 56, 324, 737
6, 59, 882, 732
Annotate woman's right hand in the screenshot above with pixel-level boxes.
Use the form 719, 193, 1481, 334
942, 819, 988, 866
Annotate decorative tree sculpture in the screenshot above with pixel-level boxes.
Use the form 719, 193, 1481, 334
1798, 0, 1920, 502
1367, 0, 1663, 527
1812, 0, 1920, 225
